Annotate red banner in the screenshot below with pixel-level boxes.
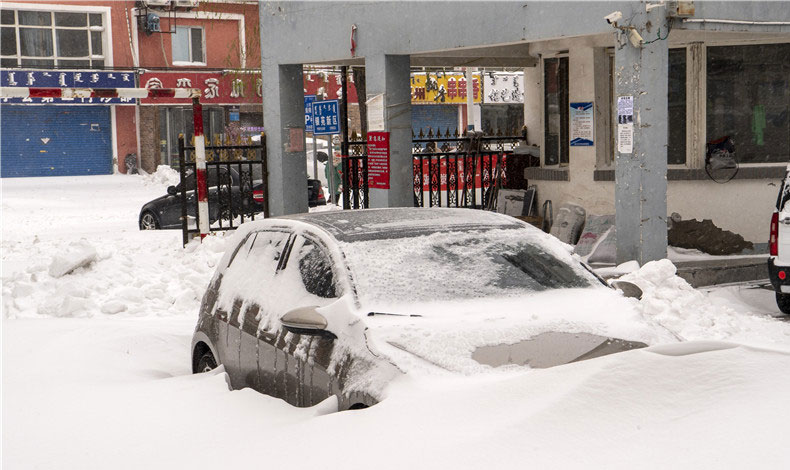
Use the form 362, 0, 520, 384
139, 72, 260, 105
367, 131, 390, 189
415, 154, 507, 192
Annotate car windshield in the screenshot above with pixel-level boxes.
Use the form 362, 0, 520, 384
339, 228, 600, 306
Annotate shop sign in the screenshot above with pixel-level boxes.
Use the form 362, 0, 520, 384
139, 72, 261, 105
304, 95, 316, 133
367, 131, 390, 189
483, 72, 524, 104
410, 72, 481, 104
570, 102, 594, 146
311, 100, 340, 135
303, 72, 359, 103
0, 69, 136, 105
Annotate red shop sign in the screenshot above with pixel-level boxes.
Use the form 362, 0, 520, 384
367, 131, 390, 189
139, 72, 261, 105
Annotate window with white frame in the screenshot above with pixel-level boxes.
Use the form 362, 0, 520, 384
172, 26, 204, 65
0, 9, 105, 68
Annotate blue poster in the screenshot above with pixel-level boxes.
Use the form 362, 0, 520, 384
1, 70, 137, 105
304, 95, 316, 133
570, 101, 594, 146
311, 99, 340, 135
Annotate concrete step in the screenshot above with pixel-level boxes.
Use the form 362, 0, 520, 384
674, 257, 769, 288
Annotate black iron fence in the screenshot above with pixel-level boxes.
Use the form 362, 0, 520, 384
412, 128, 525, 209
178, 134, 268, 246
342, 139, 369, 209
338, 128, 526, 211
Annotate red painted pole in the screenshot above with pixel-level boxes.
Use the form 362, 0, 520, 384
192, 97, 210, 241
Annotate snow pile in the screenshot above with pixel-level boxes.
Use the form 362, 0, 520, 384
140, 165, 181, 187
4, 316, 790, 469
620, 259, 790, 347
48, 240, 98, 278
1, 174, 228, 319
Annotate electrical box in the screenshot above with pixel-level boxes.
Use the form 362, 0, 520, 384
668, 1, 695, 17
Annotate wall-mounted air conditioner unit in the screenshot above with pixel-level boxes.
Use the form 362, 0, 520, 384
173, 0, 199, 9
143, 0, 171, 8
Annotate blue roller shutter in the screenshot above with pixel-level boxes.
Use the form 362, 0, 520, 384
1, 105, 112, 178
411, 105, 459, 136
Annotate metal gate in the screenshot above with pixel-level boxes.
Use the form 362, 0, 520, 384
339, 129, 525, 210
412, 128, 525, 209
178, 134, 268, 246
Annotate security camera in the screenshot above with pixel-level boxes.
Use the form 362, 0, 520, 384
605, 11, 623, 25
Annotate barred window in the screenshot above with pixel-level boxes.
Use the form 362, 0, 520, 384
0, 9, 105, 69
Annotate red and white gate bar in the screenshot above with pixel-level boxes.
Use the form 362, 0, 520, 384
1, 86, 211, 241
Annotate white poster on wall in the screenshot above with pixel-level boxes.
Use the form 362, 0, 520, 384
483, 72, 525, 104
617, 95, 634, 154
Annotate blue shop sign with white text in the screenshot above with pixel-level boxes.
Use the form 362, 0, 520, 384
304, 95, 316, 133
1, 70, 137, 105
311, 99, 340, 135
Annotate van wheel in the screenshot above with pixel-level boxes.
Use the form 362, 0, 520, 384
776, 292, 790, 315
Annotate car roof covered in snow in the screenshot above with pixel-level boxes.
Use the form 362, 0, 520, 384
277, 207, 526, 242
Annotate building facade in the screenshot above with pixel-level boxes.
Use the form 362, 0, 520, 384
260, 1, 790, 263
0, 0, 261, 177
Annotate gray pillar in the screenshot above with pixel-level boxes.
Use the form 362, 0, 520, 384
614, 4, 668, 265
364, 54, 412, 208
262, 62, 308, 216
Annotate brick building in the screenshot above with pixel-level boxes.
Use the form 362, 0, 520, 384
0, 0, 261, 177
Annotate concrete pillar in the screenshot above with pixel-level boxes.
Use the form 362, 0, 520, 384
262, 62, 308, 216
614, 4, 669, 264
364, 54, 413, 208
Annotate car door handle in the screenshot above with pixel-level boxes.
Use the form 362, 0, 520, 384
781, 217, 790, 225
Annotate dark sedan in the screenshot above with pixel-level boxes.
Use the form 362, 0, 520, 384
139, 168, 325, 230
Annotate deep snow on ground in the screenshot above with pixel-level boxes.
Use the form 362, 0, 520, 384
3, 171, 790, 469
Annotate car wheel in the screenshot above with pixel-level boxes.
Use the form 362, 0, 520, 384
196, 350, 218, 373
139, 211, 159, 230
776, 292, 790, 315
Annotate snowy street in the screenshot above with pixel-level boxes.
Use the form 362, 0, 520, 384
3, 171, 790, 469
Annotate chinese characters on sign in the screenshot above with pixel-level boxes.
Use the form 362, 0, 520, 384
0, 70, 136, 104
569, 102, 594, 146
304, 95, 316, 133
367, 131, 390, 189
410, 72, 482, 104
311, 100, 340, 135
483, 72, 525, 104
617, 95, 634, 153
139, 72, 261, 104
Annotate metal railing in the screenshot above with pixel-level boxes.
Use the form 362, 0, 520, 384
412, 129, 525, 209
178, 135, 268, 246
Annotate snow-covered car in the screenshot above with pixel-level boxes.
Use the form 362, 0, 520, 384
768, 164, 790, 314
191, 208, 670, 410
139, 168, 325, 230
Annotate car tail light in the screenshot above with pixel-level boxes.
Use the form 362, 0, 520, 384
317, 186, 325, 200
770, 212, 779, 256
252, 190, 264, 203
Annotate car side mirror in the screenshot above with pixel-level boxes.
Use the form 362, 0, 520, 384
167, 185, 177, 196
281, 306, 336, 339
609, 280, 643, 300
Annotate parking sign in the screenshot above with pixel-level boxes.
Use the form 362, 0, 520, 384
311, 100, 340, 135
304, 95, 316, 133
